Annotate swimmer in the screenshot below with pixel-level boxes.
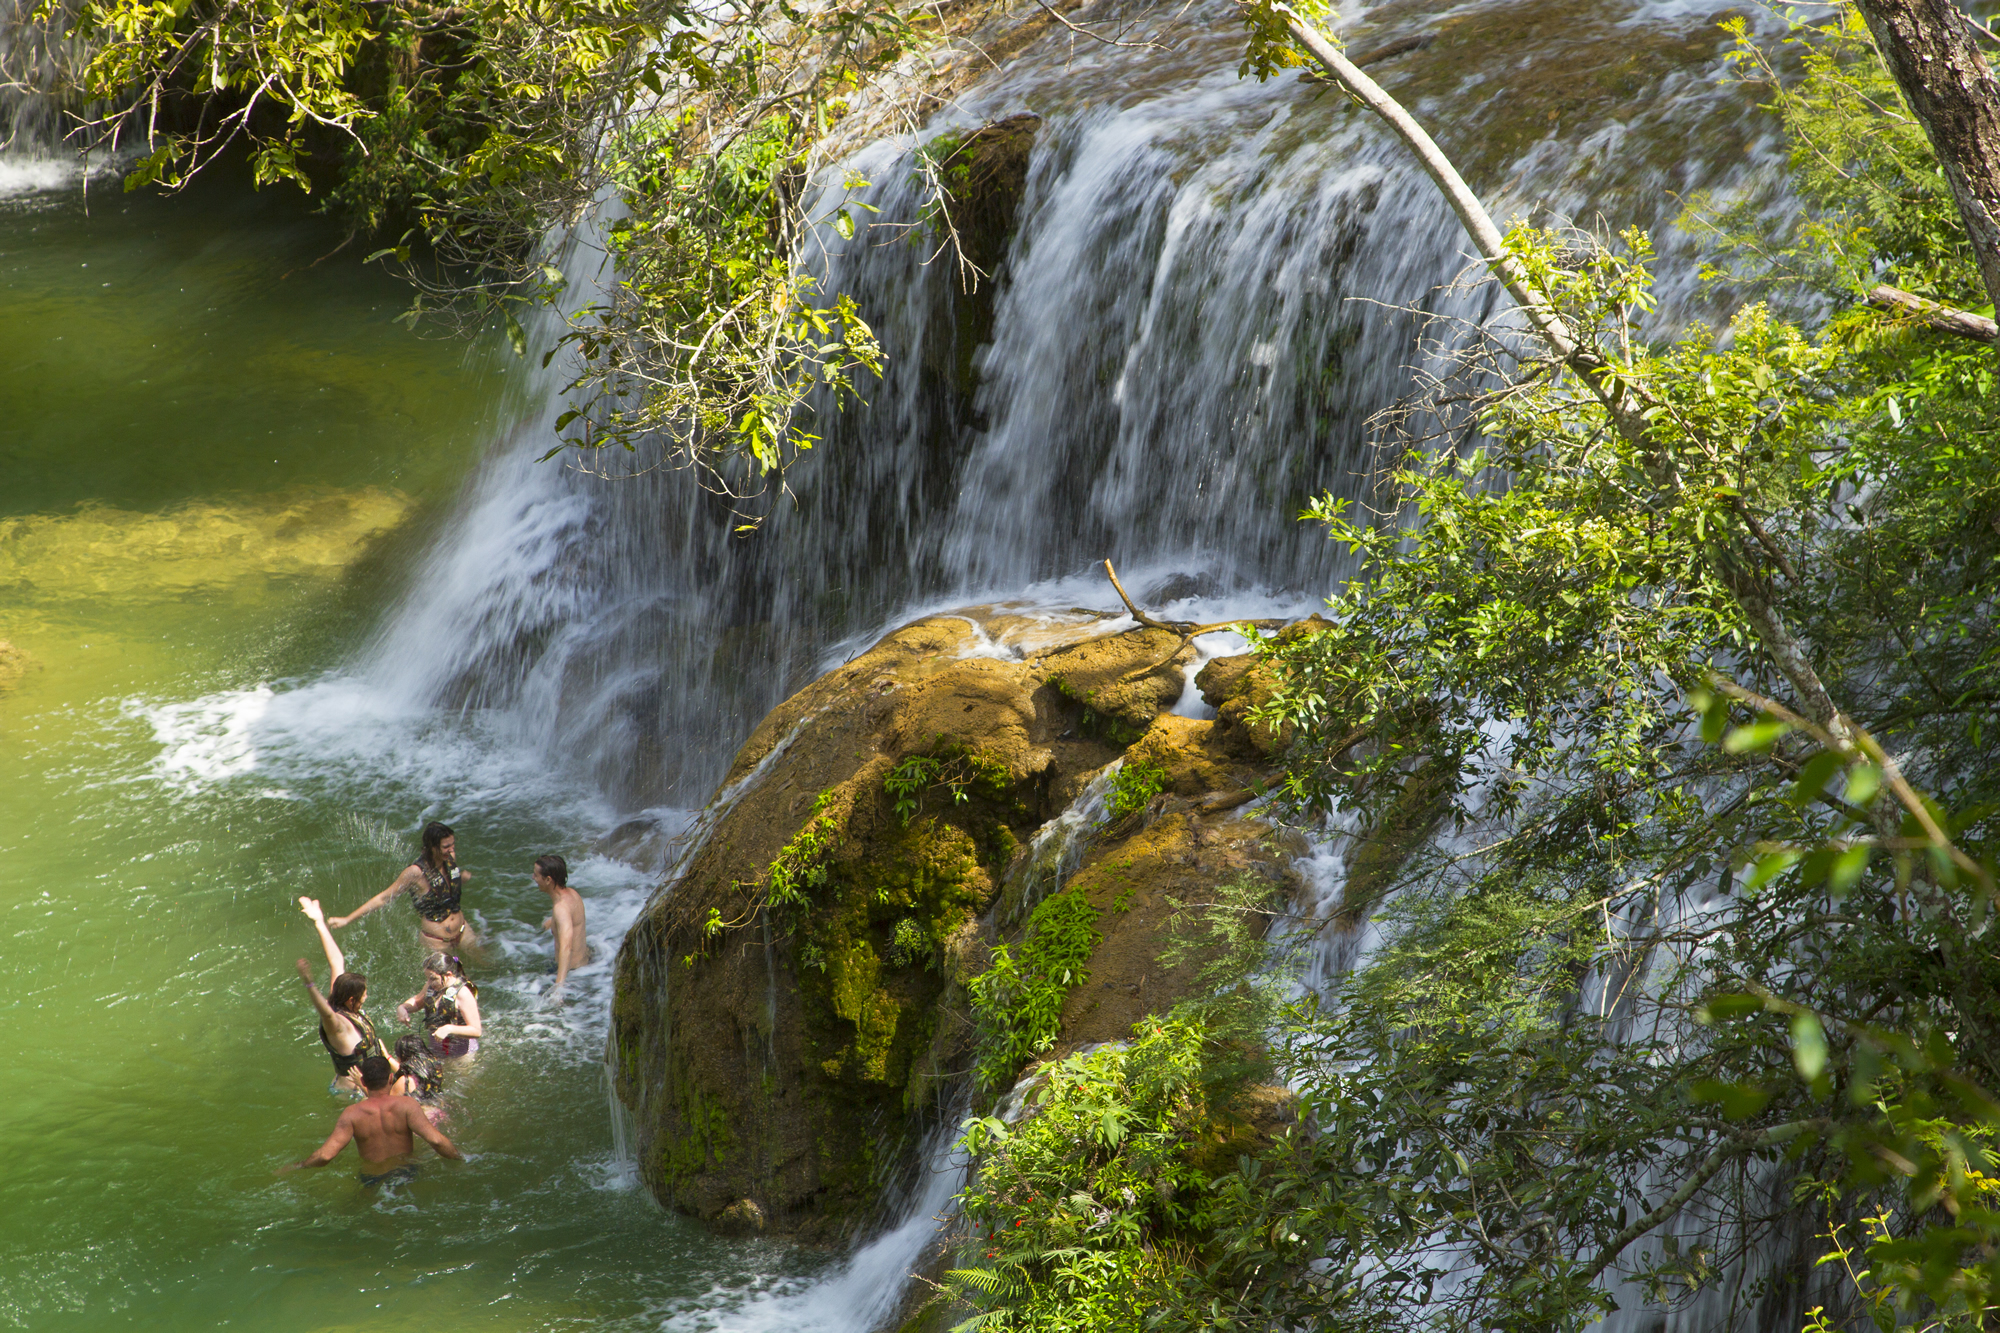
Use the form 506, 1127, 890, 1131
296, 896, 388, 1096
329, 821, 477, 951
398, 952, 483, 1058
534, 854, 590, 995
277, 1055, 461, 1185
391, 1033, 446, 1124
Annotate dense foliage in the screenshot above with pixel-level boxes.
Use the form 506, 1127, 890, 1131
967, 888, 1102, 1094
939, 11, 2000, 1333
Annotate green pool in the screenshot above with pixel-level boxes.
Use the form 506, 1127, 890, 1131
0, 161, 839, 1330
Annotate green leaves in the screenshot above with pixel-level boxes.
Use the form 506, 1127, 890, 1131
1227, 19, 2000, 1332
967, 889, 1102, 1091
1791, 1011, 1828, 1081
72, 0, 904, 503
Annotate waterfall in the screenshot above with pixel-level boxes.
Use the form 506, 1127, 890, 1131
20, 0, 1797, 1320
0, 0, 101, 193
357, 0, 1780, 816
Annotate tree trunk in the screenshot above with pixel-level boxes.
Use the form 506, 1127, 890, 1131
1853, 0, 2000, 314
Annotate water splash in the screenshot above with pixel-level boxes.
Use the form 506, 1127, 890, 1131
655, 1122, 967, 1333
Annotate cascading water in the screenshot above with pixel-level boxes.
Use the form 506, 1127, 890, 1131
354, 0, 1782, 815
343, 3, 1798, 1316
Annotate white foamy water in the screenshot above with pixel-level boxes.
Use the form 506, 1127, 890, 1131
0, 153, 81, 196
655, 1124, 967, 1333
129, 672, 623, 830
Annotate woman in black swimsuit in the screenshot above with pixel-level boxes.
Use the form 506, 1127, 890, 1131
296, 897, 388, 1094
399, 952, 483, 1058
391, 1033, 447, 1123
329, 821, 477, 950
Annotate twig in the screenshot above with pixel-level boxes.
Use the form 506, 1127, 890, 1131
1101, 559, 1286, 636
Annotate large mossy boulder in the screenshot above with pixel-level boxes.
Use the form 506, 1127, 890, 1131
612, 610, 1229, 1235
608, 606, 1448, 1238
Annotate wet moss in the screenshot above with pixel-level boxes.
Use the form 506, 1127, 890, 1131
658, 1068, 735, 1191
798, 818, 987, 1091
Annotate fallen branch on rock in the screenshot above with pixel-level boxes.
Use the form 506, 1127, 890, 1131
1101, 559, 1287, 638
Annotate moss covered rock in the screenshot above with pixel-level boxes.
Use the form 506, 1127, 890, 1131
611, 609, 1220, 1236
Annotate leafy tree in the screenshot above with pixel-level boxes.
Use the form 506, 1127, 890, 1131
1145, 7, 2000, 1331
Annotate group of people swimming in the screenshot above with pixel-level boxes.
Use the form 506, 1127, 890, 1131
277, 821, 592, 1187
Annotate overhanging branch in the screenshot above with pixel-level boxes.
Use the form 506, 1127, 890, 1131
1866, 283, 1999, 343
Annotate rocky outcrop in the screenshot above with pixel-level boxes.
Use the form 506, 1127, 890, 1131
610, 608, 1307, 1237
921, 114, 1041, 434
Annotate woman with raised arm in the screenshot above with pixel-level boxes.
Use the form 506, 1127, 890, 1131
296, 896, 389, 1095
399, 953, 483, 1058
328, 821, 477, 951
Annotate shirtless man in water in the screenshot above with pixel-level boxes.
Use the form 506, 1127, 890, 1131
278, 1055, 462, 1186
534, 854, 589, 994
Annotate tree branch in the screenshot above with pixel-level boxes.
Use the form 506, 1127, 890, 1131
1101, 559, 1286, 636
1865, 283, 1999, 343
1270, 3, 1853, 742
1852, 0, 2000, 316
1576, 1122, 1818, 1284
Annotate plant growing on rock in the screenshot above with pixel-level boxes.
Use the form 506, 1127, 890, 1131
767, 788, 840, 917
1103, 759, 1166, 823
945, 877, 1301, 1331
967, 889, 1101, 1093
946, 1021, 1213, 1333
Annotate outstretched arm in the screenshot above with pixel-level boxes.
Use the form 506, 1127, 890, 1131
327, 869, 412, 929
277, 1118, 354, 1174
298, 897, 345, 978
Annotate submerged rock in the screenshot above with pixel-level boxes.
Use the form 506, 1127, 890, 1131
0, 640, 33, 692
713, 1198, 767, 1236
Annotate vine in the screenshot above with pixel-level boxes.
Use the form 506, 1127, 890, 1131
768, 789, 840, 915
882, 746, 1009, 826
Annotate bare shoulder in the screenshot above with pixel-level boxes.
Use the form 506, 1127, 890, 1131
560, 888, 587, 916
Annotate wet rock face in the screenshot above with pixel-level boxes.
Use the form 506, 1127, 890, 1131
610, 609, 1303, 1237
921, 113, 1043, 438
612, 611, 1183, 1235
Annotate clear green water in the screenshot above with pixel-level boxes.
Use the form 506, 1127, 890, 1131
0, 168, 821, 1330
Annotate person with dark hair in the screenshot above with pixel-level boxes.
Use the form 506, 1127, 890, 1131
391, 1033, 445, 1122
533, 854, 590, 993
278, 1055, 461, 1187
399, 952, 483, 1057
328, 820, 477, 950
296, 896, 388, 1095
